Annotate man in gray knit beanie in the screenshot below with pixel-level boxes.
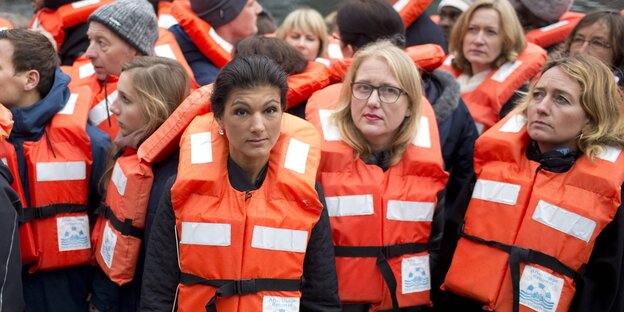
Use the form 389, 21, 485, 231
85, 0, 158, 81
510, 0, 574, 31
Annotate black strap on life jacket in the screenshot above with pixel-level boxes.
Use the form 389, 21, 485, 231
180, 272, 303, 312
95, 202, 143, 239
334, 242, 429, 312
22, 203, 87, 222
459, 225, 582, 312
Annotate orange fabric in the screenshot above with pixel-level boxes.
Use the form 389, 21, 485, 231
29, 0, 114, 49
443, 112, 624, 312
396, 0, 433, 29
0, 86, 94, 271
171, 1, 232, 69
0, 18, 13, 30
172, 112, 322, 311
155, 28, 200, 90
526, 12, 584, 49
0, 105, 13, 141
286, 61, 331, 110
439, 43, 547, 132
306, 83, 448, 309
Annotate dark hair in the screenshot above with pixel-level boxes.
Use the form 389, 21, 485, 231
0, 29, 59, 97
210, 55, 289, 118
256, 10, 277, 35
234, 36, 308, 75
337, 0, 406, 51
563, 9, 624, 70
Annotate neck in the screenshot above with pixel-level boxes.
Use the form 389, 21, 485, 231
213, 25, 237, 47
471, 64, 491, 75
368, 136, 392, 153
14, 91, 42, 108
231, 154, 268, 185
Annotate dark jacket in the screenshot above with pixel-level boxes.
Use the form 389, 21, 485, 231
0, 164, 24, 312
169, 24, 220, 86
140, 157, 341, 311
13, 68, 110, 312
91, 151, 180, 312
434, 143, 624, 312
405, 12, 448, 54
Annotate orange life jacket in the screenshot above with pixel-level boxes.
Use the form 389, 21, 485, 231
328, 44, 446, 84
0, 17, 13, 30
443, 112, 624, 312
91, 84, 212, 285
29, 0, 114, 50
286, 61, 331, 110
392, 0, 433, 29
525, 12, 584, 49
171, 112, 323, 311
0, 86, 94, 272
0, 105, 13, 140
439, 42, 546, 133
305, 83, 448, 310
171, 1, 232, 69
155, 28, 200, 90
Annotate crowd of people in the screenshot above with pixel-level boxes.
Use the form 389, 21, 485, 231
0, 0, 623, 311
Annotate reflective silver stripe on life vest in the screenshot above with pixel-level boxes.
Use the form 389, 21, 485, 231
412, 116, 431, 148
326, 194, 375, 217
284, 138, 309, 174
251, 225, 308, 253
111, 161, 127, 196
89, 90, 117, 126
386, 200, 435, 222
500, 114, 527, 133
180, 222, 231, 246
532, 199, 596, 242
190, 132, 213, 164
472, 179, 521, 205
318, 109, 342, 141
57, 94, 79, 115
36, 161, 86, 182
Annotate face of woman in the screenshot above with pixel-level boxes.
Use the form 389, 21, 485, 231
350, 57, 410, 152
110, 71, 146, 137
569, 21, 614, 67
218, 86, 283, 168
462, 8, 503, 75
527, 66, 589, 153
284, 28, 321, 61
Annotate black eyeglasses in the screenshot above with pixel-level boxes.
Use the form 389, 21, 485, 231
570, 36, 612, 50
351, 82, 406, 104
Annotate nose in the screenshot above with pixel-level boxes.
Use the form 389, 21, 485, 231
253, 1, 262, 14
534, 95, 551, 115
367, 89, 382, 107
578, 41, 591, 53
109, 98, 121, 115
84, 41, 97, 60
249, 113, 265, 133
297, 37, 306, 47
473, 31, 485, 44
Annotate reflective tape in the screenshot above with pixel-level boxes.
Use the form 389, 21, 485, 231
158, 14, 178, 29
492, 60, 523, 83
472, 179, 521, 205
596, 146, 622, 163
111, 162, 127, 196
326, 194, 374, 217
180, 222, 231, 246
500, 114, 527, 133
89, 91, 117, 126
387, 200, 434, 222
319, 109, 342, 141
251, 225, 308, 253
284, 138, 309, 174
57, 94, 79, 115
412, 116, 431, 148
155, 44, 176, 60
79, 62, 95, 79
190, 132, 213, 164
36, 161, 86, 182
72, 0, 100, 9
532, 200, 596, 242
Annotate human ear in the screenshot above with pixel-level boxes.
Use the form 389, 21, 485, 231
23, 70, 40, 92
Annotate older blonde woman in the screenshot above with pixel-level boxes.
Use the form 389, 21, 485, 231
306, 40, 448, 311
441, 0, 547, 133
441, 54, 624, 312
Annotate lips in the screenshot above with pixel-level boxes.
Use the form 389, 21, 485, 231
364, 113, 382, 121
531, 120, 551, 128
247, 138, 268, 146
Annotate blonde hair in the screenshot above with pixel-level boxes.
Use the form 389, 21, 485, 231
448, 0, 526, 75
332, 40, 422, 166
516, 54, 624, 159
276, 7, 328, 58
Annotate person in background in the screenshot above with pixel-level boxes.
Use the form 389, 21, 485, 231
256, 8, 277, 35
276, 7, 328, 63
562, 9, 624, 88
442, 0, 546, 133
90, 56, 190, 312
440, 54, 624, 312
169, 0, 262, 85
0, 104, 24, 312
140, 55, 341, 311
437, 0, 472, 48
510, 0, 574, 32
0, 28, 110, 312
385, 0, 448, 52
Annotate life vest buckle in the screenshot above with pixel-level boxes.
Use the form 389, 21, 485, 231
235, 279, 257, 295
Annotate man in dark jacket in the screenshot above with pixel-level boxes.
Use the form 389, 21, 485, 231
0, 29, 110, 312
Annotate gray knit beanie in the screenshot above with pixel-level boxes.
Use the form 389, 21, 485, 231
191, 0, 247, 28
518, 0, 573, 23
88, 0, 158, 56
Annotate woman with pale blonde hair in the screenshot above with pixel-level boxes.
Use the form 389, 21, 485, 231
306, 40, 449, 311
276, 7, 328, 62
439, 54, 624, 312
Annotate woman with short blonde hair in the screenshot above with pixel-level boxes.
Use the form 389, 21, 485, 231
276, 7, 328, 61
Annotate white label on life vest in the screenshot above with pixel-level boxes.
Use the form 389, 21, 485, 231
540, 20, 570, 33
181, 222, 231, 246
492, 60, 523, 83
326, 194, 374, 217
387, 201, 435, 222
79, 62, 95, 79
532, 200, 596, 242
327, 43, 343, 60
208, 27, 233, 53
1, 158, 7, 166
36, 161, 86, 182
519, 265, 563, 312
392, 0, 409, 11
158, 14, 178, 29
262, 296, 300, 312
596, 146, 622, 163
112, 162, 127, 196
284, 138, 309, 174
443, 55, 454, 66
89, 90, 117, 126
190, 132, 213, 164
101, 221, 117, 268
57, 215, 91, 251
401, 254, 430, 294
155, 44, 176, 60
251, 225, 308, 253
0, 27, 8, 31
57, 93, 79, 115
412, 116, 431, 148
318, 110, 342, 141
500, 114, 527, 133
72, 0, 100, 9
472, 179, 521, 205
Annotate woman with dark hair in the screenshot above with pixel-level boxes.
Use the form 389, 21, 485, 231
140, 55, 341, 311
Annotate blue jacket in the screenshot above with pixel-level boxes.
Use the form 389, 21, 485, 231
12, 68, 111, 312
405, 12, 448, 53
169, 24, 220, 86
0, 164, 24, 312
